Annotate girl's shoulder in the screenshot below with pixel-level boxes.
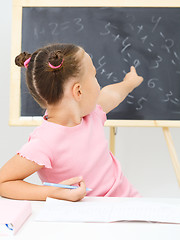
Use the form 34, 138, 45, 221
91, 104, 107, 125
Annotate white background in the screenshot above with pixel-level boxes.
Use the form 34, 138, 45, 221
0, 0, 180, 198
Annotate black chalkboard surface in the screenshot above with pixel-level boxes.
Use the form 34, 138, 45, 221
21, 7, 180, 120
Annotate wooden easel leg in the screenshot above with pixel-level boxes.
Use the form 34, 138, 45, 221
162, 127, 180, 186
110, 127, 116, 155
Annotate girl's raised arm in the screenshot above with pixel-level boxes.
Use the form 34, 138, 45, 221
97, 66, 143, 114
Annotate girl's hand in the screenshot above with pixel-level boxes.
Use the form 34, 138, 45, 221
123, 66, 143, 92
48, 176, 87, 202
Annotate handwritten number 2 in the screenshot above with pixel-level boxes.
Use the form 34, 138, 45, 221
49, 23, 58, 35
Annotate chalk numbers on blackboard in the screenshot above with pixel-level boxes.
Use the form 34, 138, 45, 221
148, 78, 159, 88
162, 91, 180, 105
126, 94, 148, 111
121, 37, 131, 53
151, 16, 162, 33
33, 11, 180, 113
96, 56, 119, 82
136, 97, 148, 111
100, 22, 121, 42
34, 18, 84, 38
98, 14, 180, 111
150, 56, 163, 69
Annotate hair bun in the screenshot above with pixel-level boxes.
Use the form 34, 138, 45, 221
15, 52, 31, 67
48, 50, 64, 67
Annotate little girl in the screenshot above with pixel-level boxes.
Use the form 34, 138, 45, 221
0, 43, 143, 201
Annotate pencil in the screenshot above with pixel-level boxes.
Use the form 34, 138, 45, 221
43, 182, 92, 191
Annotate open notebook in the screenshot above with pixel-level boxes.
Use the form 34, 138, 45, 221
35, 197, 180, 223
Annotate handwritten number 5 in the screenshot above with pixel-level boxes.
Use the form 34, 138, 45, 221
100, 23, 111, 35
136, 97, 147, 111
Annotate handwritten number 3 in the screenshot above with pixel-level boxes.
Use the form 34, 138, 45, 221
162, 91, 173, 102
150, 56, 163, 69
74, 18, 84, 32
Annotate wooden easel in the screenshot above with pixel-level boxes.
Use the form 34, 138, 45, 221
106, 121, 180, 186
163, 127, 180, 185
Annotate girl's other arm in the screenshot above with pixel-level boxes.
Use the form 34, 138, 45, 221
97, 66, 143, 114
0, 154, 86, 201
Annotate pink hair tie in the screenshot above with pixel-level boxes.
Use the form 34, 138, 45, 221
48, 59, 64, 69
24, 57, 31, 69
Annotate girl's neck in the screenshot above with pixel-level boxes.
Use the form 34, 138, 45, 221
46, 101, 82, 127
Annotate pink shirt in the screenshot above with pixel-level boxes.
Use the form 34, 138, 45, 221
18, 105, 140, 197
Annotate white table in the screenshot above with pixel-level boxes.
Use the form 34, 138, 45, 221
1, 197, 180, 240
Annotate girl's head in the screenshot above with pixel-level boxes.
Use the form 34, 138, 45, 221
15, 43, 85, 108
15, 43, 100, 116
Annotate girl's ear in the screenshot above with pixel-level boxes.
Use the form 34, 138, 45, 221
72, 82, 82, 101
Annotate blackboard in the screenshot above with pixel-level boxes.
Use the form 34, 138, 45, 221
21, 7, 180, 120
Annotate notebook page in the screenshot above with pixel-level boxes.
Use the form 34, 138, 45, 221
110, 200, 180, 223
35, 197, 180, 223
36, 198, 112, 222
